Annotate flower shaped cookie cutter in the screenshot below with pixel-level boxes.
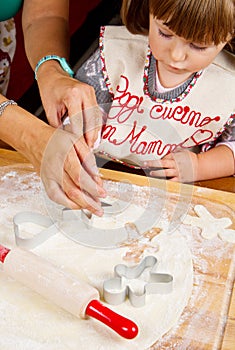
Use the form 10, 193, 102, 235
103, 256, 173, 307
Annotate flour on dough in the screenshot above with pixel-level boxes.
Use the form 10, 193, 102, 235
0, 168, 194, 350
182, 204, 235, 243
0, 228, 193, 350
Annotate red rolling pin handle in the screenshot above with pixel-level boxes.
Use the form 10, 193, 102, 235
86, 299, 138, 339
0, 244, 10, 263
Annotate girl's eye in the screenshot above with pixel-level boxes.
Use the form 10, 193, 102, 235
190, 43, 207, 51
158, 29, 172, 39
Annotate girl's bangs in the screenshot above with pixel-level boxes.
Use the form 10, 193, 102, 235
149, 0, 234, 45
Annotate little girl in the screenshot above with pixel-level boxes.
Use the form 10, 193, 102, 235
76, 0, 235, 182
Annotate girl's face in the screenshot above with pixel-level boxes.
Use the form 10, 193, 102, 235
149, 15, 227, 87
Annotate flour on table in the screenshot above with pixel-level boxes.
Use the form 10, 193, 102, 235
0, 165, 194, 349
182, 204, 235, 243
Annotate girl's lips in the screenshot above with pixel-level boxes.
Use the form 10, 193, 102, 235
168, 64, 180, 71
165, 64, 187, 74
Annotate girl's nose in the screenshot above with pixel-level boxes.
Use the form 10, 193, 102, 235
170, 40, 187, 62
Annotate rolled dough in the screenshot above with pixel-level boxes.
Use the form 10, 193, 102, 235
0, 166, 193, 349
0, 228, 193, 350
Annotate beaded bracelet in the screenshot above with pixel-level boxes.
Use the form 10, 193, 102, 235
0, 100, 17, 117
35, 55, 74, 80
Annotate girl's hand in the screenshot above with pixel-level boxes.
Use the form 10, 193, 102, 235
144, 146, 234, 182
143, 151, 198, 183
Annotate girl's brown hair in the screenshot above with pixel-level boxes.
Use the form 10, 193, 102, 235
121, 0, 235, 45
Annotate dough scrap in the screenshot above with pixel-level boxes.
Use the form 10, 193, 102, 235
182, 204, 235, 242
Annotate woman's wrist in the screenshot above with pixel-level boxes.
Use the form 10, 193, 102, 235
35, 56, 74, 80
0, 103, 52, 165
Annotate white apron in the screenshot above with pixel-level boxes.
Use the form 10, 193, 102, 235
96, 26, 235, 167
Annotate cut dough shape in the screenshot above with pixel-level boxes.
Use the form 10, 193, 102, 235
219, 229, 235, 243
182, 204, 235, 242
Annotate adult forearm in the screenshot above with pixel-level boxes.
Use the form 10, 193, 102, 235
0, 98, 52, 169
22, 0, 70, 70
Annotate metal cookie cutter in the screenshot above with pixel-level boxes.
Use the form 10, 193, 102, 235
61, 199, 133, 248
12, 198, 142, 249
79, 199, 128, 229
103, 255, 173, 307
12, 195, 160, 249
13, 211, 58, 249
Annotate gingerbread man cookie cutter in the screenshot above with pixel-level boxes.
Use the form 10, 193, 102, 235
103, 255, 173, 307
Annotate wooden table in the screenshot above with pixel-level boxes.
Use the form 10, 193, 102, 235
0, 148, 234, 194
0, 148, 234, 349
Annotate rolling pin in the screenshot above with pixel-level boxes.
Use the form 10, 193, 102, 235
0, 244, 138, 339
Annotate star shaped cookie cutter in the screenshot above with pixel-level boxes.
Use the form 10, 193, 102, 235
103, 255, 173, 307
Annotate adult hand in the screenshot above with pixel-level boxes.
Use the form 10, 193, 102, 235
30, 124, 106, 216
37, 67, 102, 149
143, 150, 198, 183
